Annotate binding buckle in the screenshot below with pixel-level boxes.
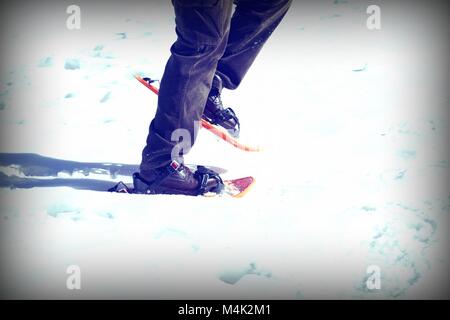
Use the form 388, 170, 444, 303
168, 160, 186, 179
169, 160, 181, 171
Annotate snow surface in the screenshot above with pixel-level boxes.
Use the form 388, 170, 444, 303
0, 0, 449, 299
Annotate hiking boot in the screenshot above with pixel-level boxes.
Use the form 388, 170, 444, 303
135, 160, 224, 196
203, 74, 240, 138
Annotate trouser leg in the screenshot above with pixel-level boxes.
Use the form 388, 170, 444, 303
140, 0, 233, 173
215, 0, 292, 90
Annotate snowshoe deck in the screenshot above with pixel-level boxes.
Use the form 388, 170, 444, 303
221, 176, 255, 198
109, 176, 255, 198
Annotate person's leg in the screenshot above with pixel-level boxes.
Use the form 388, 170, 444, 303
201, 0, 292, 137
140, 0, 233, 176
215, 0, 292, 90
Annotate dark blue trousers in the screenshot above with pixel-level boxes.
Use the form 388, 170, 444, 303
140, 0, 292, 173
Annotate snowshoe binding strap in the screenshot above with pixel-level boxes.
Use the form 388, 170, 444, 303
132, 160, 183, 195
142, 77, 159, 85
205, 106, 240, 137
194, 165, 224, 195
108, 181, 132, 193
214, 107, 240, 128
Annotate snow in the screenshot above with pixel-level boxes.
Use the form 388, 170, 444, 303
0, 0, 449, 299
64, 59, 81, 70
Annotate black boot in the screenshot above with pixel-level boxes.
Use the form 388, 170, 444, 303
135, 160, 224, 196
203, 74, 240, 138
